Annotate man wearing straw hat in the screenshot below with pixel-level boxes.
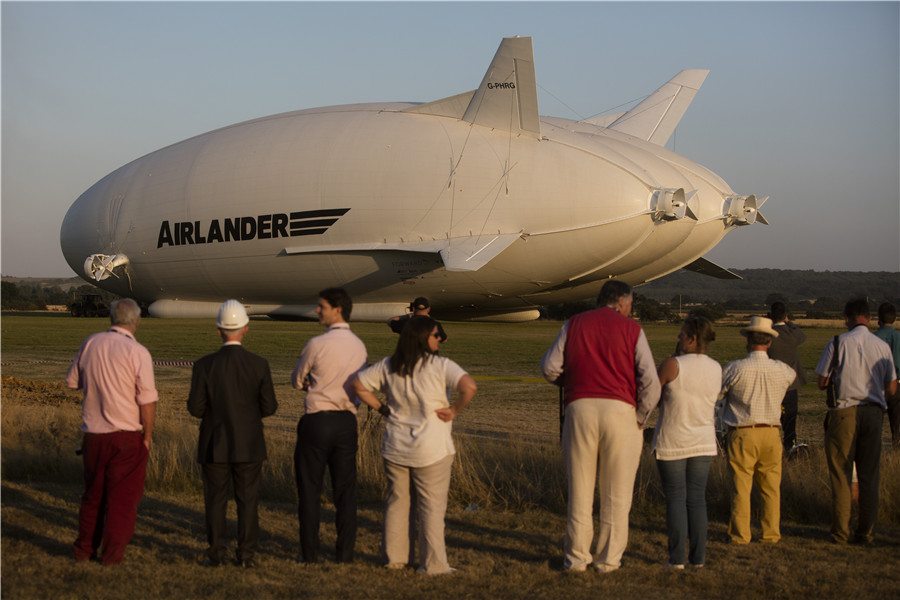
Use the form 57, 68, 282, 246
719, 316, 795, 544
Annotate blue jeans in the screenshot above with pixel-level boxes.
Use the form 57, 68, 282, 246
656, 456, 713, 565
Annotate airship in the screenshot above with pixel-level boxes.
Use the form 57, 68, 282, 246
60, 36, 767, 322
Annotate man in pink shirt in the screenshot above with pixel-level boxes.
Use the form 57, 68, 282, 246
66, 298, 158, 565
291, 287, 367, 563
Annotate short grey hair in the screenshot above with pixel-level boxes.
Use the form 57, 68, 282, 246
110, 298, 141, 327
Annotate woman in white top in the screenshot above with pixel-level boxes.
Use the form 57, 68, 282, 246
352, 316, 477, 574
650, 316, 721, 568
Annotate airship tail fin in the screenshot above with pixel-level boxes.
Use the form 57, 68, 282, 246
403, 90, 476, 119
608, 69, 709, 146
404, 37, 540, 138
462, 36, 541, 138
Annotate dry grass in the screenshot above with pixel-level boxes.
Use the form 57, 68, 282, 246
3, 315, 900, 598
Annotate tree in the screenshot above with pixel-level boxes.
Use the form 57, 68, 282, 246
633, 294, 677, 322
689, 302, 727, 322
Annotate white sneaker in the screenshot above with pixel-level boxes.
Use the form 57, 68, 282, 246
592, 563, 620, 573
664, 561, 685, 570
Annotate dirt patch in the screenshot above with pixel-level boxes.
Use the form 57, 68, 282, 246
1, 375, 82, 406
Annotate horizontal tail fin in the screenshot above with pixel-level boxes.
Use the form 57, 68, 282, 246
682, 256, 741, 280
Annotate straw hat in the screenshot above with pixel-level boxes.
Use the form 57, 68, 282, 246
740, 316, 779, 338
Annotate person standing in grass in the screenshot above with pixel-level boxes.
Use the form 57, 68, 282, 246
766, 302, 807, 454
873, 302, 900, 449
352, 316, 477, 575
541, 280, 660, 573
291, 287, 368, 564
66, 298, 157, 566
816, 298, 897, 544
650, 316, 721, 569
719, 316, 795, 545
187, 300, 278, 568
387, 296, 448, 343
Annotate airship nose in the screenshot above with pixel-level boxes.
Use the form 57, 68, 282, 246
60, 176, 128, 283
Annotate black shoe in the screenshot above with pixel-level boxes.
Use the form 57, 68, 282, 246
238, 558, 258, 569
200, 558, 221, 567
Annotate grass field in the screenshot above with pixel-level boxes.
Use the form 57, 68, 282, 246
2, 313, 900, 599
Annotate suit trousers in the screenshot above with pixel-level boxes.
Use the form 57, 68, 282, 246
887, 393, 900, 449
726, 426, 782, 544
780, 389, 799, 450
825, 404, 883, 543
382, 454, 454, 574
202, 462, 262, 562
74, 431, 148, 565
563, 398, 643, 570
294, 411, 358, 562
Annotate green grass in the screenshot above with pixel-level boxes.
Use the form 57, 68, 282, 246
3, 314, 900, 599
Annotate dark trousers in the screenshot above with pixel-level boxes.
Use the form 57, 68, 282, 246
887, 393, 900, 449
202, 462, 262, 562
781, 389, 799, 450
294, 411, 358, 562
74, 431, 148, 565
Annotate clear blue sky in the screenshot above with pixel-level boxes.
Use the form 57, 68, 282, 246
3, 1, 898, 277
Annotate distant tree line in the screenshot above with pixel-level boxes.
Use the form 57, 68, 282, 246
1, 281, 120, 311
638, 269, 898, 307
541, 294, 727, 323
4, 268, 897, 322
539, 267, 900, 323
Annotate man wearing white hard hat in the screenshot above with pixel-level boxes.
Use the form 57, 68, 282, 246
719, 316, 795, 544
188, 299, 278, 568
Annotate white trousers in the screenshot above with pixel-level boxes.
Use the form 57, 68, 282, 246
563, 398, 642, 570
382, 454, 454, 574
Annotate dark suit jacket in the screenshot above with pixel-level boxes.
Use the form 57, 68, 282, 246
188, 344, 278, 464
768, 321, 807, 390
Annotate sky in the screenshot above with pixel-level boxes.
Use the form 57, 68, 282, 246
2, 1, 899, 278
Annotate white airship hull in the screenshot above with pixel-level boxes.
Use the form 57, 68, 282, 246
60, 37, 764, 321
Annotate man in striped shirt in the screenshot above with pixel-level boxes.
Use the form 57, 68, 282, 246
719, 316, 795, 545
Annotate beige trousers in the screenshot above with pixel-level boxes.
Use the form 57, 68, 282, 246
726, 427, 782, 543
825, 405, 883, 543
563, 398, 642, 570
382, 454, 454, 574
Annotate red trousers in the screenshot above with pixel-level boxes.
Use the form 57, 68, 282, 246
74, 431, 148, 565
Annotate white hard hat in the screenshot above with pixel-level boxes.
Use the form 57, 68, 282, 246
216, 299, 249, 329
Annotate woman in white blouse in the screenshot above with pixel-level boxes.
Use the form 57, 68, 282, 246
352, 316, 477, 574
650, 316, 721, 569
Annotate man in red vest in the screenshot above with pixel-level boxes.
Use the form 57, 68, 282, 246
542, 280, 660, 573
